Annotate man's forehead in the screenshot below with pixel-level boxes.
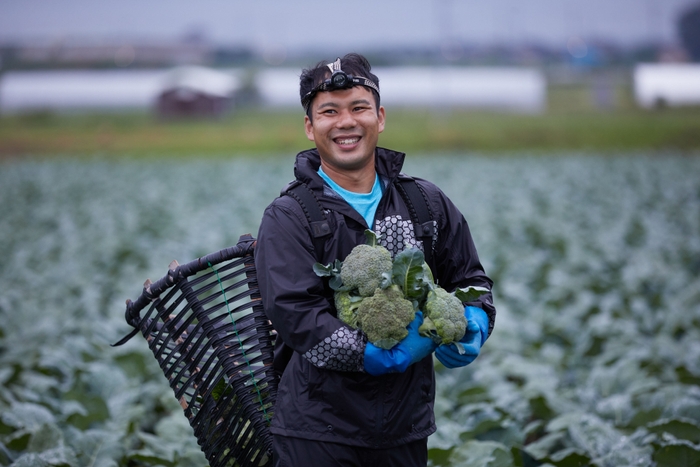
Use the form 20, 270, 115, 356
312, 86, 375, 107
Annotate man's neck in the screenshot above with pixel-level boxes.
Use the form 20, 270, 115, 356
319, 161, 376, 193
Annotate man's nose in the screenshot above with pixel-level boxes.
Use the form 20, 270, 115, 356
336, 109, 356, 128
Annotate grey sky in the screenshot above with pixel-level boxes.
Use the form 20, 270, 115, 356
1, 0, 697, 53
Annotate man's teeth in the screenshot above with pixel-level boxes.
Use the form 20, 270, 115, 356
337, 138, 359, 145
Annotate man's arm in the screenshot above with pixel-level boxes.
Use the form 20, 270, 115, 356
424, 182, 496, 337
256, 201, 367, 372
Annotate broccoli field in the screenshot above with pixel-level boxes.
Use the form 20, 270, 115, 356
1, 152, 699, 466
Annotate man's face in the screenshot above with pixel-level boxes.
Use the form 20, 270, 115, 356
304, 85, 385, 173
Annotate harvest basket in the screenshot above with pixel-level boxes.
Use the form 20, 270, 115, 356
114, 234, 277, 467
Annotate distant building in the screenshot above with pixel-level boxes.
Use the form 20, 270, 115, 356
0, 66, 241, 115
634, 64, 700, 108
155, 66, 240, 118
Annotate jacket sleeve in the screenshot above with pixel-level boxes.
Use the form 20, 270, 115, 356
426, 182, 497, 338
255, 199, 367, 372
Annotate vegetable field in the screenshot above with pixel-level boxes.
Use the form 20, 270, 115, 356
1, 152, 699, 467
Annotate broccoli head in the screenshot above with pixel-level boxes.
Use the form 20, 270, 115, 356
419, 287, 467, 345
340, 243, 393, 297
356, 284, 416, 349
334, 290, 364, 329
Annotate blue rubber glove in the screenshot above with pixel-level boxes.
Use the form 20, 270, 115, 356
364, 311, 438, 376
462, 306, 489, 346
435, 306, 489, 369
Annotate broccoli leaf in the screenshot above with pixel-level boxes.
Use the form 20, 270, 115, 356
313, 259, 344, 290
313, 260, 339, 277
363, 229, 379, 247
454, 286, 490, 303
392, 248, 432, 303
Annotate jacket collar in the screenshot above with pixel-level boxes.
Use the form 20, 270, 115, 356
293, 147, 406, 191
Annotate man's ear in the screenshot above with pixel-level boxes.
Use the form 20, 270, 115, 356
304, 115, 315, 141
377, 106, 386, 134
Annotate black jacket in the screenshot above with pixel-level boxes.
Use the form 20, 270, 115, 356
255, 147, 495, 448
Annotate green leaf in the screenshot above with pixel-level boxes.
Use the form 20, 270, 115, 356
313, 259, 344, 290
648, 418, 700, 444
392, 248, 431, 302
524, 431, 566, 460
129, 451, 177, 467
8, 453, 51, 467
37, 446, 79, 467
329, 275, 344, 291
65, 427, 124, 467
6, 430, 31, 451
27, 423, 63, 452
546, 447, 591, 466
2, 403, 56, 432
364, 229, 379, 247
427, 446, 454, 467
0, 442, 11, 465
653, 440, 700, 467
211, 378, 230, 402
454, 286, 490, 303
448, 440, 514, 467
510, 446, 541, 467
379, 271, 393, 290
313, 262, 333, 277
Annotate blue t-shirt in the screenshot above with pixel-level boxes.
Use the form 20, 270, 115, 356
318, 167, 382, 228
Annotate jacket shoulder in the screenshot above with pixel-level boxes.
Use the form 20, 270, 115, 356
263, 189, 309, 224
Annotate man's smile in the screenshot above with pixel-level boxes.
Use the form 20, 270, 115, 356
334, 136, 361, 146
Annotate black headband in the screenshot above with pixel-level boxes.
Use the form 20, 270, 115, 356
301, 58, 380, 112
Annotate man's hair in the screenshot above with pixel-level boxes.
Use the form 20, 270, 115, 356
299, 52, 380, 119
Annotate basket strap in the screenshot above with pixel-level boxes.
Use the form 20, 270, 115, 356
283, 181, 331, 259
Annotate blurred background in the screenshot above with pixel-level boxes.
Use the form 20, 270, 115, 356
1, 2, 700, 467
1, 0, 699, 154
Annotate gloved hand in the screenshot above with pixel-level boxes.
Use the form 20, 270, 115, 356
364, 311, 438, 376
435, 306, 489, 369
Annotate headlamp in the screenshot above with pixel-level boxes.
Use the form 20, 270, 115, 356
301, 58, 380, 112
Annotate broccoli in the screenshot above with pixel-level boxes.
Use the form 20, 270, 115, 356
314, 230, 490, 353
356, 285, 416, 349
334, 290, 364, 329
340, 232, 393, 297
419, 287, 467, 346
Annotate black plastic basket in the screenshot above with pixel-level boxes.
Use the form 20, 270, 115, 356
114, 234, 277, 467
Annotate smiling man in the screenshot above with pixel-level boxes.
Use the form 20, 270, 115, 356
303, 78, 385, 192
255, 53, 496, 467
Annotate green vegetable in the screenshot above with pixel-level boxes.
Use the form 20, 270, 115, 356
334, 290, 364, 329
392, 248, 433, 306
314, 229, 490, 351
313, 259, 343, 290
419, 287, 467, 345
339, 230, 393, 297
356, 285, 416, 349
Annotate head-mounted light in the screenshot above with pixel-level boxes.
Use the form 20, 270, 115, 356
301, 58, 380, 112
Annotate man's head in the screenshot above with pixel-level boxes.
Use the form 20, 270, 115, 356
300, 53, 385, 180
300, 53, 380, 120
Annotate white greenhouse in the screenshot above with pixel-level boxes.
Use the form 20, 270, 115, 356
634, 64, 700, 109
